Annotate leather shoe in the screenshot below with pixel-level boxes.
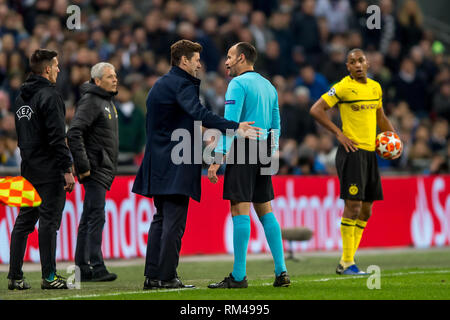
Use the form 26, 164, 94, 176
91, 269, 117, 282
143, 278, 160, 290
160, 277, 195, 289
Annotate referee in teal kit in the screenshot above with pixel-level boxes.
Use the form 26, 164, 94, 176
207, 42, 290, 289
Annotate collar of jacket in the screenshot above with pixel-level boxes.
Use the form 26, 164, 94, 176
80, 80, 118, 99
19, 74, 55, 100
170, 66, 201, 85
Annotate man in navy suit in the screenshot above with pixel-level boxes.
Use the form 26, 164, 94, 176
133, 39, 259, 289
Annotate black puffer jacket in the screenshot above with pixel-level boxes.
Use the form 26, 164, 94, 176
67, 81, 119, 190
14, 75, 72, 185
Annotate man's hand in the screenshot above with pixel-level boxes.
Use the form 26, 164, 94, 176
336, 131, 358, 152
79, 170, 91, 180
64, 172, 75, 193
237, 121, 262, 139
208, 164, 221, 184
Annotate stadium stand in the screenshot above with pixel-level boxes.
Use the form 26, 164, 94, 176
0, 0, 448, 175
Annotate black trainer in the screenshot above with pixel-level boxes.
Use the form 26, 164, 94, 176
273, 272, 291, 287
41, 274, 68, 290
8, 278, 31, 290
208, 273, 248, 289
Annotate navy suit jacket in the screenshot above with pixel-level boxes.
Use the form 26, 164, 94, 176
132, 66, 239, 202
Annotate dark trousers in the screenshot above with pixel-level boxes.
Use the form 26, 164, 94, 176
144, 194, 189, 281
74, 178, 107, 275
8, 181, 66, 280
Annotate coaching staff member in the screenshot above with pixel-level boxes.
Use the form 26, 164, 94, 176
67, 62, 119, 282
133, 39, 259, 289
8, 49, 75, 290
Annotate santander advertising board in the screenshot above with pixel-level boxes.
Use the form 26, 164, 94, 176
0, 175, 449, 264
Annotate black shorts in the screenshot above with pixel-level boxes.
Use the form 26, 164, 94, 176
335, 145, 383, 202
223, 137, 274, 203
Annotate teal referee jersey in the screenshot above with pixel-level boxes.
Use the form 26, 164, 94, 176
215, 71, 281, 155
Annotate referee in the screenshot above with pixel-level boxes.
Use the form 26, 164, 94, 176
207, 42, 290, 289
309, 48, 402, 275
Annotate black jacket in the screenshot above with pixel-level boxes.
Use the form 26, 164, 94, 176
132, 66, 239, 202
67, 81, 119, 190
14, 74, 72, 185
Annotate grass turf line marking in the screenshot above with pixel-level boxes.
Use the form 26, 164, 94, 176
43, 287, 199, 300
41, 269, 450, 300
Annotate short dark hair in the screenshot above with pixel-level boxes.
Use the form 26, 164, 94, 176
30, 49, 58, 74
346, 48, 365, 61
170, 40, 203, 66
235, 42, 257, 64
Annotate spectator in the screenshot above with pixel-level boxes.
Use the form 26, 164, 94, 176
397, 0, 424, 54
115, 84, 146, 166
291, 0, 323, 67
315, 0, 351, 34
249, 11, 273, 53
391, 57, 427, 117
316, 133, 337, 174
430, 119, 449, 153
295, 64, 329, 101
321, 44, 348, 84
432, 81, 450, 123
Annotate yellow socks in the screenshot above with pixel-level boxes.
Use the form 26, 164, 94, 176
353, 219, 368, 259
340, 218, 356, 268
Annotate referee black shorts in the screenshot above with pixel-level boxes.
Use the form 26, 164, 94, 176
335, 144, 383, 202
223, 137, 274, 203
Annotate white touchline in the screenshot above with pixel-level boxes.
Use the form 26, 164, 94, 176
40, 269, 450, 300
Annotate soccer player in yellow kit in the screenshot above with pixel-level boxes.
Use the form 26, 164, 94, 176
310, 49, 402, 275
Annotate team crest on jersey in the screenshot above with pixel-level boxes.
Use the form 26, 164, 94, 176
349, 184, 359, 196
327, 88, 336, 96
16, 105, 34, 120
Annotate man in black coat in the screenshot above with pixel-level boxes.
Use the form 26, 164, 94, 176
8, 49, 75, 290
67, 62, 119, 282
133, 40, 259, 289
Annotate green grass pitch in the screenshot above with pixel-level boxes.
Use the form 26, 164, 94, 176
1, 248, 450, 301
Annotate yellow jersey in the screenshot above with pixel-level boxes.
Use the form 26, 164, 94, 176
321, 75, 382, 151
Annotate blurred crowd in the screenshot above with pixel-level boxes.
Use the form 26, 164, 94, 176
0, 0, 449, 175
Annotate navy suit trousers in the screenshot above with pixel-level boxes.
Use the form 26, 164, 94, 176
144, 194, 190, 281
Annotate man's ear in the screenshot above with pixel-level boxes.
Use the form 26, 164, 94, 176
94, 77, 101, 86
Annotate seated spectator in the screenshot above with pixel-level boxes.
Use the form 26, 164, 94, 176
316, 133, 337, 175
408, 139, 433, 173
430, 119, 449, 153
432, 81, 450, 123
